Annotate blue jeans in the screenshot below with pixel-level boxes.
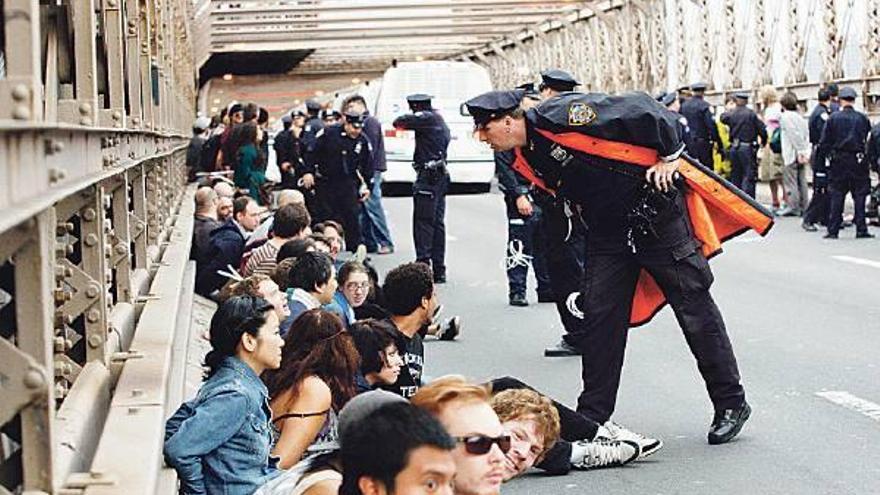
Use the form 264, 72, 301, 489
360, 172, 394, 251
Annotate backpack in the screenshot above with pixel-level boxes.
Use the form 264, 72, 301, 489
769, 127, 782, 153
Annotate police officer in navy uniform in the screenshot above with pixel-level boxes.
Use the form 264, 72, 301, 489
495, 84, 553, 307
466, 89, 753, 445
300, 99, 325, 159
802, 88, 834, 231
304, 111, 373, 250
819, 87, 874, 239
721, 92, 768, 198
273, 114, 299, 190
680, 82, 723, 169
393, 94, 452, 283
657, 91, 692, 147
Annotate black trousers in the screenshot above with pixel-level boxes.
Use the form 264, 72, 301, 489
504, 198, 552, 298
804, 148, 830, 226
729, 144, 758, 198
573, 237, 745, 424
413, 170, 449, 276
687, 138, 715, 170
827, 157, 870, 235
317, 178, 362, 251
490, 376, 599, 476
534, 195, 586, 346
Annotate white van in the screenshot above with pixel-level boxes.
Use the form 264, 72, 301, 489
374, 61, 495, 192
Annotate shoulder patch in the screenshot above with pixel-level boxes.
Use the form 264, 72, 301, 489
820, 113, 829, 121
414, 111, 425, 117
568, 102, 597, 126
305, 125, 312, 132
315, 129, 324, 138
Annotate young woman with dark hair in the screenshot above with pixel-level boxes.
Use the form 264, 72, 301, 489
324, 261, 370, 327
164, 296, 285, 495
233, 121, 267, 204
262, 309, 360, 470
349, 319, 404, 393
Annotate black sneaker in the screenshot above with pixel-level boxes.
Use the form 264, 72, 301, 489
543, 340, 581, 357
856, 231, 875, 239
509, 293, 528, 307
437, 316, 460, 341
708, 402, 751, 445
801, 222, 818, 232
823, 232, 838, 239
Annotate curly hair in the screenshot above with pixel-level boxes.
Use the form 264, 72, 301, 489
491, 388, 561, 461
411, 375, 491, 417
382, 262, 433, 316
262, 309, 359, 412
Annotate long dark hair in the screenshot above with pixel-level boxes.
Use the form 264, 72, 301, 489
263, 309, 359, 411
227, 121, 263, 168
204, 295, 275, 378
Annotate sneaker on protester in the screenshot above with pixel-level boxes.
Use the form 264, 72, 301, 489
436, 316, 461, 341
596, 421, 663, 458
570, 439, 640, 470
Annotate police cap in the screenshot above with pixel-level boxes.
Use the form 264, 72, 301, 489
321, 108, 341, 120
516, 82, 541, 99
540, 69, 579, 91
465, 89, 526, 128
193, 116, 211, 130
343, 111, 366, 128
690, 82, 708, 91
280, 114, 293, 125
228, 103, 243, 115
305, 99, 321, 113
839, 86, 857, 100
291, 109, 307, 119
733, 91, 750, 101
406, 94, 433, 104
656, 91, 677, 107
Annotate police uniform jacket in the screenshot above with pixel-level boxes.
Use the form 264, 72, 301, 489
680, 96, 721, 143
495, 150, 531, 199
808, 103, 832, 145
818, 106, 871, 173
866, 123, 880, 172
392, 110, 451, 165
304, 124, 373, 187
720, 106, 767, 146
300, 116, 324, 156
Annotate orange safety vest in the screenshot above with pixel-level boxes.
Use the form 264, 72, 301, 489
512, 129, 774, 327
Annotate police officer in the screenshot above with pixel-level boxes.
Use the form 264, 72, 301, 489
721, 92, 768, 198
657, 91, 692, 147
533, 70, 587, 357
466, 89, 762, 445
819, 87, 874, 239
273, 114, 299, 190
802, 88, 834, 231
866, 119, 880, 221
304, 111, 373, 250
495, 84, 553, 307
680, 82, 723, 169
392, 94, 451, 283
300, 100, 324, 165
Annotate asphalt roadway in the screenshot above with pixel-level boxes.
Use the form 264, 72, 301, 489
369, 188, 880, 495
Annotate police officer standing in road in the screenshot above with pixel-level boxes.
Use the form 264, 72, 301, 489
802, 88, 834, 231
393, 94, 451, 283
466, 88, 771, 446
303, 111, 373, 251
819, 87, 874, 239
721, 92, 768, 198
495, 84, 553, 307
680, 82, 723, 169
535, 70, 588, 357
657, 91, 691, 146
273, 114, 299, 191
300, 100, 325, 162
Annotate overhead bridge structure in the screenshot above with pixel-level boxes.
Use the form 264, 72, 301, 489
1, 0, 879, 494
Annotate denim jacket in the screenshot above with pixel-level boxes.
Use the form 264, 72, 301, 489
164, 357, 281, 495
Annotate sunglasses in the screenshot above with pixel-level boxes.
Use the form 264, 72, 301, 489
454, 435, 511, 455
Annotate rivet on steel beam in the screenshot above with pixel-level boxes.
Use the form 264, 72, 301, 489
115, 244, 128, 255
79, 103, 92, 116
84, 233, 99, 246
86, 284, 100, 298
107, 0, 117, 7
128, 407, 139, 414
13, 105, 31, 120
131, 389, 144, 397
11, 84, 29, 101
83, 208, 97, 222
23, 369, 46, 389
54, 336, 66, 352
112, 111, 122, 121
87, 334, 103, 348
87, 310, 101, 324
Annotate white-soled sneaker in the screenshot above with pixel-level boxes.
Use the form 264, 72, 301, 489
570, 439, 640, 470
596, 421, 663, 458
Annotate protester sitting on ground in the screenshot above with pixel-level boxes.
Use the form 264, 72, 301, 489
411, 376, 507, 495
313, 221, 344, 258
280, 252, 337, 335
164, 296, 285, 494
309, 233, 332, 254
213, 181, 235, 221
489, 377, 648, 476
349, 319, 404, 393
352, 262, 390, 321
324, 261, 371, 327
490, 388, 561, 480
262, 309, 359, 469
219, 274, 290, 322
272, 238, 318, 289
339, 400, 456, 495
243, 203, 311, 277
196, 195, 261, 297
192, 186, 221, 266
248, 189, 309, 245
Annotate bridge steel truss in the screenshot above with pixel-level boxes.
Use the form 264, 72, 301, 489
0, 0, 196, 490
461, 0, 880, 112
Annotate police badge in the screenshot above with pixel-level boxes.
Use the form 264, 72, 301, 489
568, 102, 597, 126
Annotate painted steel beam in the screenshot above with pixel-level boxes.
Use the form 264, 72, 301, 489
211, 7, 572, 25
211, 0, 592, 14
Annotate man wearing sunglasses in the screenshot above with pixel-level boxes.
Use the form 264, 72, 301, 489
412, 376, 507, 495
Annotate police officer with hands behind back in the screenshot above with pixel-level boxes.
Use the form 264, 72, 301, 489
465, 88, 775, 446
819, 87, 874, 239
721, 92, 768, 198
393, 94, 452, 283
303, 111, 373, 251
680, 82, 724, 169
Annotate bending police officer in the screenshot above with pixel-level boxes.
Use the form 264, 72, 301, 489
392, 94, 452, 283
721, 92, 768, 198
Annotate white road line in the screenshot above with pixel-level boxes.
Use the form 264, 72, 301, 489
816, 391, 880, 422
832, 255, 880, 270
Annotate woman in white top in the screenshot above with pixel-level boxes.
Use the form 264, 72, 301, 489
778, 92, 812, 216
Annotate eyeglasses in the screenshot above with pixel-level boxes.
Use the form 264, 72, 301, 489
344, 282, 370, 291
454, 435, 511, 455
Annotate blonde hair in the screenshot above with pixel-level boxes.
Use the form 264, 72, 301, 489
411, 375, 492, 417
218, 274, 271, 302
491, 388, 561, 461
759, 85, 779, 106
